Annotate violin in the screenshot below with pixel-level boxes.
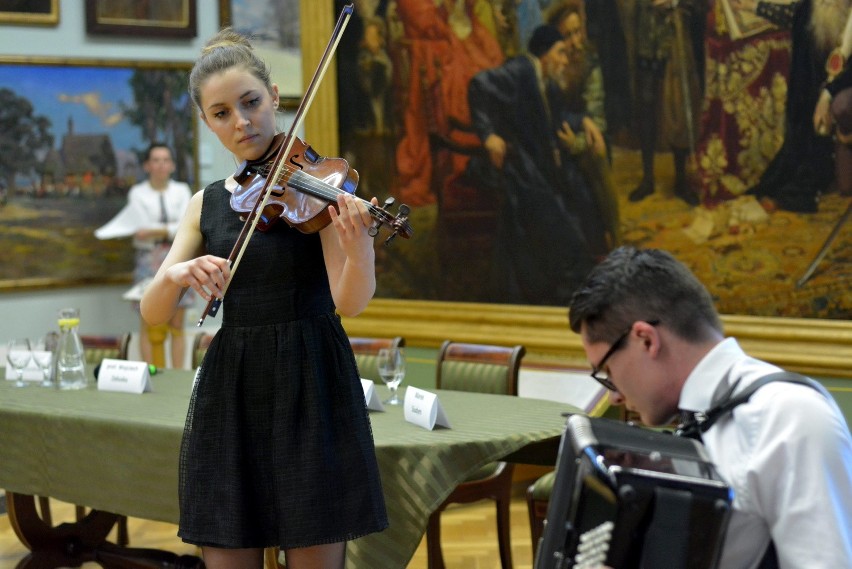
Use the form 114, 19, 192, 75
230, 132, 413, 239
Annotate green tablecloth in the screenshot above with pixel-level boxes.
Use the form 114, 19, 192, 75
0, 370, 574, 568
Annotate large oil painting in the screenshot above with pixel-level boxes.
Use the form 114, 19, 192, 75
0, 58, 195, 290
333, 0, 851, 320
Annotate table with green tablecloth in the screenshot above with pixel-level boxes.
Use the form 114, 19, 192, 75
0, 369, 574, 568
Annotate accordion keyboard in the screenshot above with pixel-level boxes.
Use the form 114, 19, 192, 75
574, 520, 614, 568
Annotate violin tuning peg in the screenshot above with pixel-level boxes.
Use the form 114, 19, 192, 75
398, 204, 410, 216
383, 196, 396, 209
368, 224, 379, 237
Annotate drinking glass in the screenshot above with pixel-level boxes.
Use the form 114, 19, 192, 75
6, 338, 32, 388
32, 333, 58, 388
376, 347, 406, 405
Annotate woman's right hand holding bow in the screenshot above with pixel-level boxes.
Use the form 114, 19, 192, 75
142, 190, 230, 326
165, 255, 231, 304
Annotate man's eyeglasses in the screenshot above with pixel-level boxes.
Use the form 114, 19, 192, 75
590, 320, 660, 391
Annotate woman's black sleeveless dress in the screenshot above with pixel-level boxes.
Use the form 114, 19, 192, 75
177, 181, 388, 549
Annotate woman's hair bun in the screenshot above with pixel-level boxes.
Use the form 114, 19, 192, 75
201, 27, 252, 56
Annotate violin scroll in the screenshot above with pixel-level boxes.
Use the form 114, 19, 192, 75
368, 196, 413, 244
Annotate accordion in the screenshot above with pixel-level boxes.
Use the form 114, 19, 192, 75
535, 415, 733, 569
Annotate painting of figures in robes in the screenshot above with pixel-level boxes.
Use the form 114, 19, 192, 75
335, 0, 851, 319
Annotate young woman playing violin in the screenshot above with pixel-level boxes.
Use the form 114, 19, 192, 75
140, 28, 388, 569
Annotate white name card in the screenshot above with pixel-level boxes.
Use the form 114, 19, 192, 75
404, 386, 452, 430
97, 358, 152, 394
360, 379, 385, 412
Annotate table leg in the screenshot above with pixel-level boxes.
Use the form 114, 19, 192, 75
6, 492, 204, 569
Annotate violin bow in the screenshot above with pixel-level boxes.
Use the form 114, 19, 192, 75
198, 4, 354, 326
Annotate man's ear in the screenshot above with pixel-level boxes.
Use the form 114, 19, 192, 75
634, 320, 660, 356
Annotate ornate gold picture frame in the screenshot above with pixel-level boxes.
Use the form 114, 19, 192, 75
84, 0, 197, 38
0, 0, 58, 26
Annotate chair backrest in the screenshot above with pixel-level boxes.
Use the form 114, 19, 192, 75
435, 340, 525, 395
349, 336, 406, 382
80, 334, 131, 366
191, 332, 215, 369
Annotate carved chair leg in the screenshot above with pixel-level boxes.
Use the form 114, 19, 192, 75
526, 488, 538, 555
426, 510, 446, 569
496, 471, 514, 569
117, 515, 129, 546
496, 498, 514, 569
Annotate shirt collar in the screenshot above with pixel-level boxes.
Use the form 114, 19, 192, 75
679, 337, 743, 412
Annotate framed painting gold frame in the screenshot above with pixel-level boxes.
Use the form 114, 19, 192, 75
0, 0, 58, 26
218, 0, 231, 26
0, 56, 197, 293
85, 0, 197, 38
300, 2, 852, 379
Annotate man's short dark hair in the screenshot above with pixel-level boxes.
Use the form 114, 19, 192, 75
143, 142, 173, 162
568, 246, 722, 344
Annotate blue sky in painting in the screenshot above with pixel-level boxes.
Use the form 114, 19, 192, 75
232, 0, 281, 46
231, 0, 300, 49
0, 65, 145, 154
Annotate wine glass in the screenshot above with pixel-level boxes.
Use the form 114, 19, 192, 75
6, 338, 32, 388
377, 347, 406, 405
32, 333, 58, 388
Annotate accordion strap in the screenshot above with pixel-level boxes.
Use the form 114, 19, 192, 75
758, 541, 779, 569
676, 371, 829, 440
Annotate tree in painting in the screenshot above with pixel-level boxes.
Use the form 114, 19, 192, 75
124, 69, 193, 183
0, 88, 54, 196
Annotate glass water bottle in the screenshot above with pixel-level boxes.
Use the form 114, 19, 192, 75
56, 308, 88, 390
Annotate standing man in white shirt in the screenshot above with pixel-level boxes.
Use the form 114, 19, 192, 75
128, 143, 193, 368
567, 246, 852, 568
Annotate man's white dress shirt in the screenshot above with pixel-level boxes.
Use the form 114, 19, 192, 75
680, 338, 852, 568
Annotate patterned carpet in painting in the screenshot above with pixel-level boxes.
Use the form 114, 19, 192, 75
373, 146, 850, 320
611, 148, 851, 319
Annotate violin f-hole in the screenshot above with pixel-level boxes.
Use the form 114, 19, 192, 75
289, 153, 306, 170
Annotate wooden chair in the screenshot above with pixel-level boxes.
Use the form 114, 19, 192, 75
81, 333, 131, 368
526, 470, 555, 560
427, 340, 526, 569
348, 336, 406, 383
191, 331, 215, 369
